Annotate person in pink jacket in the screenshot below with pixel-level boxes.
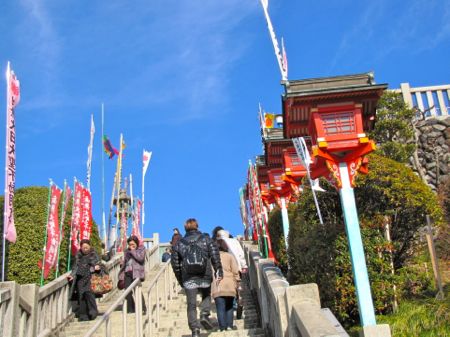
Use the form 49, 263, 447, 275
211, 239, 240, 331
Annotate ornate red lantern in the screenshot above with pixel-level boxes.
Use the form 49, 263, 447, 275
308, 103, 374, 188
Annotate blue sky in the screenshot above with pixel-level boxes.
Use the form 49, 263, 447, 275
1, 0, 449, 243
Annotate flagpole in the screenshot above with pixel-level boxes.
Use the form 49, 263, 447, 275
107, 173, 117, 249
142, 151, 145, 238
2, 62, 10, 282
41, 180, 53, 286
101, 104, 107, 249
67, 177, 76, 272
115, 134, 123, 250
55, 180, 66, 278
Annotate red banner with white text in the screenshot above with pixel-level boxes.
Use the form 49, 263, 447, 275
132, 199, 143, 244
80, 187, 93, 241
41, 184, 62, 279
70, 182, 83, 255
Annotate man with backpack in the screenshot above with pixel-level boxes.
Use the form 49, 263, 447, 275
171, 218, 223, 337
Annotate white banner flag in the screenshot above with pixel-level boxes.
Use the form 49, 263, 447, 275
142, 150, 152, 177
4, 62, 20, 243
86, 114, 95, 191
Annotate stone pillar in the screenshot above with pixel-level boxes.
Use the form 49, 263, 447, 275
20, 283, 39, 337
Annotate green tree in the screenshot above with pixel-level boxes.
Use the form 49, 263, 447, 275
286, 154, 443, 326
267, 208, 288, 272
370, 91, 416, 163
1, 186, 102, 285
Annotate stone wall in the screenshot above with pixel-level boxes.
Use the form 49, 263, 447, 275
413, 116, 450, 191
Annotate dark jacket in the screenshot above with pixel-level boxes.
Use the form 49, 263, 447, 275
70, 249, 100, 298
119, 246, 146, 281
171, 229, 223, 286
171, 233, 181, 247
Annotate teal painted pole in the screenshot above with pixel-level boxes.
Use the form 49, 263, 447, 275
280, 197, 290, 249
338, 162, 376, 326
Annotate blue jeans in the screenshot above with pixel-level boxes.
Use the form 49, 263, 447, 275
215, 296, 234, 330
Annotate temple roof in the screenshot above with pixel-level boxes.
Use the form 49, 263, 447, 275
283, 72, 387, 98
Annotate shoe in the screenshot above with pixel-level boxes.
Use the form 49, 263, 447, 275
192, 328, 201, 337
200, 315, 214, 330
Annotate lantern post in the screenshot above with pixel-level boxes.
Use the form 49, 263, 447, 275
307, 102, 377, 326
268, 168, 292, 250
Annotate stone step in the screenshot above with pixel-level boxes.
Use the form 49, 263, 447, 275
152, 328, 266, 337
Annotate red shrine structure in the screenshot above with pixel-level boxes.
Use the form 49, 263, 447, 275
244, 72, 387, 257
259, 72, 387, 189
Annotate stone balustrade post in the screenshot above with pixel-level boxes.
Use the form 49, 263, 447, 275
20, 283, 39, 337
0, 281, 20, 337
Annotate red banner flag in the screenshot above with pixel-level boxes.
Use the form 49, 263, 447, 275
60, 185, 72, 238
132, 200, 143, 244
40, 185, 62, 279
117, 211, 128, 253
70, 182, 83, 255
3, 63, 20, 243
80, 187, 93, 241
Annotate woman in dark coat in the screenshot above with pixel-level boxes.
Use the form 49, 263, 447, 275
171, 228, 181, 247
68, 239, 101, 321
120, 235, 147, 313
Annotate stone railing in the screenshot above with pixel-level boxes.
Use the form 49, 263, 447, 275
243, 241, 391, 337
393, 83, 450, 118
0, 233, 160, 337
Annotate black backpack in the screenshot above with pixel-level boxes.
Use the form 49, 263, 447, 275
182, 235, 207, 275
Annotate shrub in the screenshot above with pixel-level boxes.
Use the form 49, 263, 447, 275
267, 208, 287, 268
370, 91, 416, 163
286, 154, 443, 326
1, 186, 102, 285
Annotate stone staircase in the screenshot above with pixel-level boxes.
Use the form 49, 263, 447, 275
59, 265, 162, 337
153, 275, 266, 337
59, 267, 267, 337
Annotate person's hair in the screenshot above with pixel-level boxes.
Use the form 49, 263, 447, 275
127, 235, 139, 246
216, 239, 228, 252
165, 247, 171, 252
184, 218, 198, 231
212, 226, 224, 240
173, 228, 180, 234
80, 239, 91, 247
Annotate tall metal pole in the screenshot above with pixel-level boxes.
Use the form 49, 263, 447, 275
101, 104, 107, 249
338, 162, 376, 326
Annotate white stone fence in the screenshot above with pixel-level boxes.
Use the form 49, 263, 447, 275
243, 241, 349, 337
243, 241, 391, 337
0, 233, 160, 337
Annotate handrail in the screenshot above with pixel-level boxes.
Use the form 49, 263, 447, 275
82, 259, 178, 337
143, 260, 172, 336
0, 234, 161, 337
84, 278, 142, 337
